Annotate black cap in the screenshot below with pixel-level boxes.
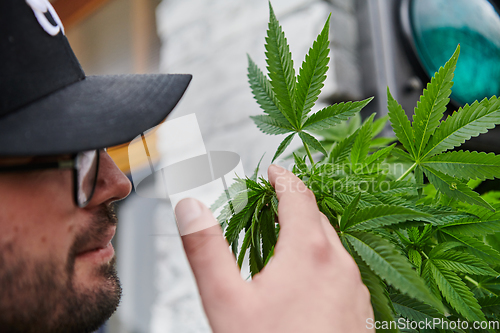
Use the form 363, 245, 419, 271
0, 0, 191, 156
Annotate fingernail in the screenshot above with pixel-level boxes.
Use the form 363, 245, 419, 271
269, 164, 286, 174
270, 164, 286, 172
175, 198, 202, 226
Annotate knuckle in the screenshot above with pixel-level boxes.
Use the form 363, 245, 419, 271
210, 281, 240, 306
302, 187, 317, 201
308, 236, 334, 264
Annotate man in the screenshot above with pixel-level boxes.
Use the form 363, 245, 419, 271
0, 0, 374, 332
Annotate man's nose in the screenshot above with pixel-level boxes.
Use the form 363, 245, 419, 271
87, 150, 132, 206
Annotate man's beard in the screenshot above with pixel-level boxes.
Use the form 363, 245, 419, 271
0, 204, 122, 333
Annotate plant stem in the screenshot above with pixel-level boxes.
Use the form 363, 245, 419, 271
396, 162, 417, 181
464, 275, 479, 287
303, 142, 314, 165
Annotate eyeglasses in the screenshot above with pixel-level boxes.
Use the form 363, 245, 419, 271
0, 149, 100, 208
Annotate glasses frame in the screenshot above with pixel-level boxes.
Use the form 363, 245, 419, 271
0, 149, 101, 208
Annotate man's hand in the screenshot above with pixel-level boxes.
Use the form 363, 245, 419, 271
175, 165, 375, 332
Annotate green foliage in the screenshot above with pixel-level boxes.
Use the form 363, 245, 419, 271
216, 4, 500, 332
247, 3, 372, 162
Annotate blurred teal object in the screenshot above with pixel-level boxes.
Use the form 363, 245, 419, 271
410, 0, 500, 106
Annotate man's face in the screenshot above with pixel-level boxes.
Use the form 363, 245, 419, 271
0, 151, 132, 333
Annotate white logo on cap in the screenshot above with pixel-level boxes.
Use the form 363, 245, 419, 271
25, 0, 65, 36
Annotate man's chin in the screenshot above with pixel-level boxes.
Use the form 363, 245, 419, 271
0, 253, 122, 333
69, 257, 122, 333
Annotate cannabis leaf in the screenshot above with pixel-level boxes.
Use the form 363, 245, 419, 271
344, 231, 444, 312
265, 3, 297, 127
425, 259, 487, 323
423, 96, 500, 159
248, 3, 372, 162
218, 4, 500, 332
388, 45, 500, 211
412, 45, 458, 158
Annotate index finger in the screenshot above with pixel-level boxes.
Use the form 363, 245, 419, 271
268, 164, 326, 244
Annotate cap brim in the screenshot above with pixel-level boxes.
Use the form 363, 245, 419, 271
0, 73, 192, 155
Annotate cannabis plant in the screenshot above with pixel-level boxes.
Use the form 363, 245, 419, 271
213, 3, 500, 332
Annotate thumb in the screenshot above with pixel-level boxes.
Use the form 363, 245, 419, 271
175, 198, 244, 304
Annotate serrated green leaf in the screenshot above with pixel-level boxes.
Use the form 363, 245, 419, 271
362, 143, 396, 170
442, 217, 500, 237
270, 195, 279, 215
249, 242, 263, 277
428, 259, 487, 322
251, 114, 294, 135
373, 193, 410, 207
423, 150, 500, 181
328, 128, 358, 163
482, 191, 500, 206
391, 294, 447, 327
351, 113, 375, 169
311, 113, 359, 141
249, 211, 264, 276
372, 115, 390, 137
441, 230, 500, 261
468, 178, 484, 190
414, 165, 424, 199
466, 206, 500, 221
222, 189, 263, 241
345, 231, 444, 312
293, 152, 307, 171
336, 191, 382, 208
471, 275, 500, 299
211, 178, 247, 212
423, 166, 494, 210
422, 260, 442, 300
263, 245, 274, 266
353, 251, 398, 332
370, 137, 397, 148
348, 205, 430, 231
388, 87, 416, 157
266, 3, 297, 127
408, 249, 423, 274
340, 192, 361, 231
374, 181, 421, 196
428, 242, 464, 258
391, 148, 414, 164
272, 132, 295, 162
237, 227, 252, 268
247, 54, 290, 124
251, 154, 265, 181
423, 96, 500, 159
260, 208, 277, 262
298, 131, 327, 155
413, 46, 459, 158
302, 98, 373, 131
412, 205, 472, 227
323, 196, 343, 214
431, 250, 498, 276
320, 200, 335, 219
295, 15, 330, 122
486, 232, 500, 255
225, 196, 258, 245
479, 296, 500, 317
